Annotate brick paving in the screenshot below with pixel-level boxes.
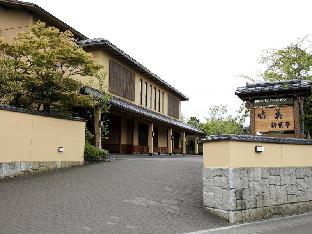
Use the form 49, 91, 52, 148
0, 155, 229, 234
190, 212, 312, 234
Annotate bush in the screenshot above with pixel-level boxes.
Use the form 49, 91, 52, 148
84, 142, 109, 163
84, 128, 109, 163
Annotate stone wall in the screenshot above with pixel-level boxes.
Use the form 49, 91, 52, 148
0, 161, 83, 178
203, 167, 312, 223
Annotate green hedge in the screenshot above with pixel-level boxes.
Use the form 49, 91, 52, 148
84, 128, 109, 163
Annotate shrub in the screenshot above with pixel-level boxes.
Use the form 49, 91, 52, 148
84, 128, 109, 163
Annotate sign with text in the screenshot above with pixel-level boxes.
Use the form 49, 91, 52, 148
255, 106, 294, 133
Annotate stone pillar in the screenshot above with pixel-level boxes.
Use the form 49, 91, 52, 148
94, 106, 102, 149
168, 128, 173, 155
182, 131, 186, 155
249, 101, 255, 135
195, 135, 199, 155
148, 122, 154, 156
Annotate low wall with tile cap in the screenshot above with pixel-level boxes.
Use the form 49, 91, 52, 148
202, 135, 312, 223
0, 106, 85, 178
0, 161, 83, 178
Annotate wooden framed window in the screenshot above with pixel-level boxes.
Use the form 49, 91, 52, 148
145, 82, 148, 107
162, 92, 165, 113
154, 87, 157, 110
158, 89, 161, 112
140, 79, 143, 105
150, 85, 153, 109
168, 94, 179, 119
109, 60, 135, 101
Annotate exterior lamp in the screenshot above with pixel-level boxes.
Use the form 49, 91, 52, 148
171, 135, 174, 140
255, 146, 264, 153
152, 131, 155, 137
58, 146, 65, 152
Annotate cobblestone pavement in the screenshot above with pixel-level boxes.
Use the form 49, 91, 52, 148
189, 212, 312, 234
0, 155, 229, 234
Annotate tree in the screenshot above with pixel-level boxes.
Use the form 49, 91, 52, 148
187, 105, 247, 136
251, 37, 312, 135
0, 22, 105, 113
260, 38, 312, 81
187, 116, 202, 130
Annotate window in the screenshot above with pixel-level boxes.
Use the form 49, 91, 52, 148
150, 85, 153, 109
154, 87, 157, 110
109, 60, 135, 101
145, 82, 148, 107
158, 89, 161, 112
168, 95, 179, 119
140, 79, 143, 105
162, 92, 165, 113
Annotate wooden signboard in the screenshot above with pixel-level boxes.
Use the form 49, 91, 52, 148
255, 106, 294, 133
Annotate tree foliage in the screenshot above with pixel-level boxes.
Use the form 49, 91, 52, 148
187, 116, 202, 130
0, 22, 107, 114
187, 104, 248, 136
256, 37, 312, 136
260, 39, 312, 81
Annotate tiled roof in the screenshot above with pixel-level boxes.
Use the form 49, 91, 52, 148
202, 134, 312, 145
0, 0, 87, 40
235, 80, 312, 100
111, 96, 202, 134
80, 86, 201, 134
78, 38, 189, 101
0, 105, 84, 122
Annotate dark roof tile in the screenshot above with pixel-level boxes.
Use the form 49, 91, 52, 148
235, 80, 312, 100
0, 0, 87, 40
78, 38, 189, 101
80, 86, 200, 134
202, 134, 312, 145
111, 96, 201, 134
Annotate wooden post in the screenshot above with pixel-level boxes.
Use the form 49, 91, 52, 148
148, 122, 154, 156
294, 97, 301, 137
299, 97, 305, 135
132, 119, 138, 154
168, 128, 173, 155
195, 135, 199, 155
182, 131, 186, 155
249, 100, 255, 135
94, 106, 102, 149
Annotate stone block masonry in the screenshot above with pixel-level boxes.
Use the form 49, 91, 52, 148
0, 161, 83, 179
203, 167, 312, 223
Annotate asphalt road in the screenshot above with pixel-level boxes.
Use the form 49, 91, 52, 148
0, 156, 229, 234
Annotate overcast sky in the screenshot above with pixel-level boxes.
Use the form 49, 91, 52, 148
28, 0, 311, 120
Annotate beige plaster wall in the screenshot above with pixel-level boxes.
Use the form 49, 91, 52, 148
203, 141, 312, 168
81, 48, 110, 92
87, 47, 179, 119
0, 109, 85, 162
158, 127, 168, 147
0, 8, 34, 41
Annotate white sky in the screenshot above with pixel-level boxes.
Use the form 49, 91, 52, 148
28, 0, 312, 120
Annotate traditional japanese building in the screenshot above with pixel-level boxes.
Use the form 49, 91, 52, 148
0, 0, 202, 155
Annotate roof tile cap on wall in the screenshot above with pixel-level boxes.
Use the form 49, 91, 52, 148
201, 134, 312, 145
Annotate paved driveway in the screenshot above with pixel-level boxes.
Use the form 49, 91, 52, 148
0, 156, 229, 234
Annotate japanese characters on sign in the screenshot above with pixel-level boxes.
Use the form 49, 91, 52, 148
255, 106, 294, 133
